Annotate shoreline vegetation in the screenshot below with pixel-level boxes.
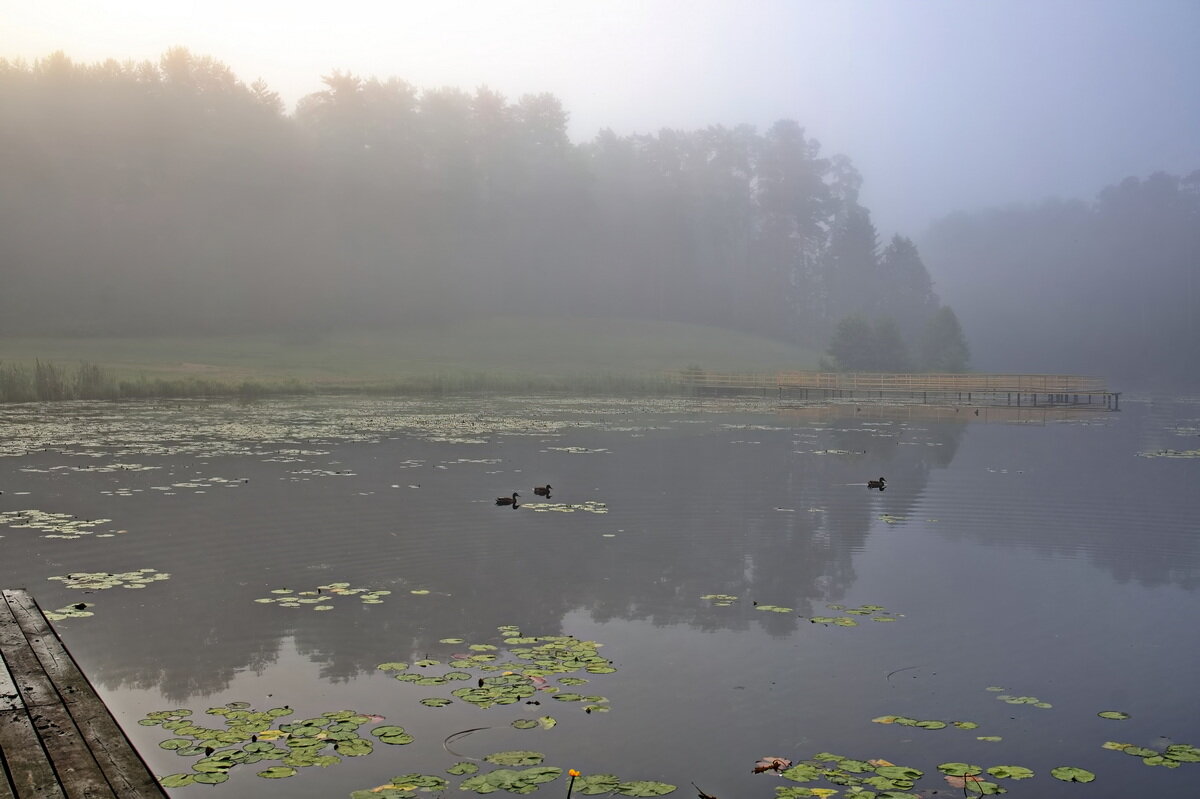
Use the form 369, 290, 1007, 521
0, 359, 693, 402
0, 319, 823, 403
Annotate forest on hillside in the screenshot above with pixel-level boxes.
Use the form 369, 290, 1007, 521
0, 50, 962, 371
921, 171, 1200, 387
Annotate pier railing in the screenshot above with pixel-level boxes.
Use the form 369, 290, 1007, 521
669, 370, 1117, 407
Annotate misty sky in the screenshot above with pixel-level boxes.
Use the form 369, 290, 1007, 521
4, 0, 1198, 238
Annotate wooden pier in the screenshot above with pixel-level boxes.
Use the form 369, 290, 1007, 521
1, 589, 167, 798
672, 370, 1120, 409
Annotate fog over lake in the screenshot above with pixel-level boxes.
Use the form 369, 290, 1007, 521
3, 3, 1199, 796
2, 395, 1197, 797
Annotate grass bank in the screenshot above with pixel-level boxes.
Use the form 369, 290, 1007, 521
0, 316, 820, 401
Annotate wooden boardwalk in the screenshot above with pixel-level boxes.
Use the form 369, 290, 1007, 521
1, 589, 166, 799
672, 370, 1120, 408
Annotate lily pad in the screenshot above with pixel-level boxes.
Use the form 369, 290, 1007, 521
780, 764, 823, 782
1165, 744, 1200, 762
986, 766, 1034, 780
575, 774, 622, 795
485, 751, 545, 766
1098, 710, 1130, 720
336, 738, 373, 756
1050, 766, 1095, 783
937, 763, 982, 776
875, 766, 923, 781
388, 774, 449, 791
372, 725, 414, 745
257, 766, 297, 778
616, 781, 677, 796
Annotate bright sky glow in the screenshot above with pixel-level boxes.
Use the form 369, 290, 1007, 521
3, 0, 1198, 237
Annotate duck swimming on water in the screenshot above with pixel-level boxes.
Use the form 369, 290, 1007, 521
496, 492, 520, 506
867, 477, 887, 490
533, 485, 552, 497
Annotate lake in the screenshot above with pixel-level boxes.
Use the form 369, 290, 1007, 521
1, 394, 1198, 798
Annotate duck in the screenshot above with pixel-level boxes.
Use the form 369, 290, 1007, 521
867, 477, 887, 490
496, 492, 520, 506
532, 485, 552, 497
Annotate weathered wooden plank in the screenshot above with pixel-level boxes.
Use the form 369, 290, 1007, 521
4, 592, 90, 709
67, 708, 166, 798
0, 707, 67, 799
0, 759, 18, 799
23, 701, 116, 798
2, 592, 166, 798
1, 645, 25, 712
0, 599, 58, 710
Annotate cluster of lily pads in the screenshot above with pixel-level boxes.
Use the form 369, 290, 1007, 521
521, 501, 609, 515
350, 752, 675, 799
0, 509, 120, 539
0, 395, 760, 462
377, 626, 614, 714
139, 702, 411, 787
1137, 448, 1200, 458
47, 568, 170, 591
44, 602, 94, 621
1102, 739, 1200, 768
20, 462, 161, 473
756, 751, 1099, 797
255, 582, 391, 610
286, 467, 356, 480
872, 715, 988, 734
985, 686, 1052, 709
810, 604, 898, 626
701, 593, 739, 607
143, 476, 248, 494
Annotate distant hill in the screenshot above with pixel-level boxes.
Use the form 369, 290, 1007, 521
0, 316, 822, 389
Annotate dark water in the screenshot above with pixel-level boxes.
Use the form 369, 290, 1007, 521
2, 395, 1198, 798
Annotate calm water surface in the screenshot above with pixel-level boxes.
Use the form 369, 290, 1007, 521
1, 395, 1198, 798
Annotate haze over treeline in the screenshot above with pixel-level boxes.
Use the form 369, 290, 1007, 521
1, 50, 951, 367
922, 171, 1200, 388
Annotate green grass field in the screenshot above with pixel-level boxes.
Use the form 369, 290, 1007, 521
0, 316, 820, 394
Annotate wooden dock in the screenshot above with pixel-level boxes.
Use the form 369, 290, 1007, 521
672, 370, 1120, 409
1, 589, 166, 798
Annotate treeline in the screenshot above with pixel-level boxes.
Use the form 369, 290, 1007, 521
1, 49, 958, 364
921, 171, 1200, 386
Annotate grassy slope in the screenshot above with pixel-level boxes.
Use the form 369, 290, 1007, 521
0, 317, 821, 386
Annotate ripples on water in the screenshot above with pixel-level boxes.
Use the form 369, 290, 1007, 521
1, 395, 1198, 798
